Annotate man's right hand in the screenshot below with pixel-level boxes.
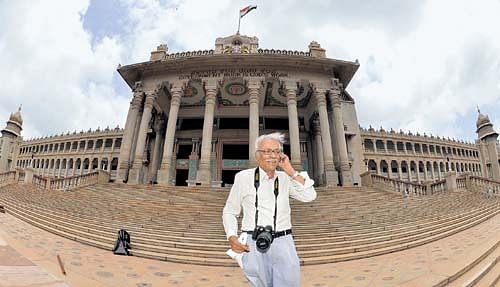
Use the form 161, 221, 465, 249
228, 235, 249, 253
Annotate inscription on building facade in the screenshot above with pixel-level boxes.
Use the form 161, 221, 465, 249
178, 68, 289, 80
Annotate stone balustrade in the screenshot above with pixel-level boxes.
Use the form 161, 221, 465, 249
363, 172, 427, 196
0, 171, 16, 187
32, 174, 48, 189
158, 48, 311, 61
429, 179, 447, 193
469, 176, 500, 196
362, 172, 450, 196
362, 170, 500, 197
28, 169, 109, 191
456, 176, 467, 190
49, 172, 98, 190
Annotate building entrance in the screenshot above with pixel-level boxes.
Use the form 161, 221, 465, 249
175, 169, 188, 186
221, 170, 239, 187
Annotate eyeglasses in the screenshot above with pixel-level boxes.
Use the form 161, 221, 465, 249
257, 149, 282, 156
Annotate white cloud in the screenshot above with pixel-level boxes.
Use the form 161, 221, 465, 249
1, 0, 500, 142
0, 0, 129, 139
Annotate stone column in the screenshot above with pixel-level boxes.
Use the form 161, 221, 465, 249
416, 163, 421, 183
423, 163, 428, 182
431, 164, 436, 181
388, 162, 393, 179
329, 91, 353, 186
398, 161, 403, 180
312, 116, 324, 185
247, 78, 262, 167
314, 88, 338, 186
284, 80, 301, 169
117, 82, 145, 182
197, 80, 218, 185
157, 83, 184, 185
149, 116, 165, 183
128, 91, 156, 184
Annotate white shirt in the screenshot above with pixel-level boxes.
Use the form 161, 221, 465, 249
222, 167, 316, 239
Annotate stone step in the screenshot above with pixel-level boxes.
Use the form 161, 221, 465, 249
447, 239, 500, 287
3, 197, 495, 246
4, 198, 499, 264
301, 209, 500, 265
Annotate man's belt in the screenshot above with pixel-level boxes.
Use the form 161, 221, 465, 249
243, 229, 292, 238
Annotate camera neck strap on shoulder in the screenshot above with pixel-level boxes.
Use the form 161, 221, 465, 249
254, 167, 279, 231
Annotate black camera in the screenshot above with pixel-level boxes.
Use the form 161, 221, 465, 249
252, 225, 274, 253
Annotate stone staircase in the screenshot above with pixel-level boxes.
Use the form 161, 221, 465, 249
442, 238, 500, 287
0, 183, 499, 267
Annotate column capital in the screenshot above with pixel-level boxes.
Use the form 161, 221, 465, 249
311, 80, 329, 91
132, 81, 144, 92
131, 91, 145, 109
247, 78, 263, 104
202, 78, 219, 91
329, 92, 342, 107
246, 77, 264, 89
330, 78, 343, 90
282, 79, 300, 92
169, 82, 185, 106
170, 80, 187, 93
144, 91, 157, 108
314, 87, 327, 106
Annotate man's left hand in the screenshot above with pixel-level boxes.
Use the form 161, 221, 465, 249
278, 153, 295, 176
279, 153, 305, 185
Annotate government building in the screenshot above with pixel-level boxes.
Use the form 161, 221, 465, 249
2, 33, 500, 285
3, 33, 500, 186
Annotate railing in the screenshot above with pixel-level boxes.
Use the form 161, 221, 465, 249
165, 49, 214, 60
362, 172, 449, 196
370, 173, 428, 196
430, 179, 447, 193
469, 176, 500, 196
49, 171, 100, 190
0, 169, 109, 191
33, 174, 48, 189
257, 49, 310, 56
0, 171, 16, 186
456, 176, 467, 190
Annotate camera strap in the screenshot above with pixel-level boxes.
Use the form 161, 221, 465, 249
254, 168, 279, 232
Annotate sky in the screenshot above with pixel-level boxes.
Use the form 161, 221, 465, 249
1, 0, 499, 142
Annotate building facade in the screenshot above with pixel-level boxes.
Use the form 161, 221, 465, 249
3, 34, 500, 186
0, 107, 23, 172
15, 127, 122, 180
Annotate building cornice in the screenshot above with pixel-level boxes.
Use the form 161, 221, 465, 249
21, 128, 124, 146
117, 53, 359, 91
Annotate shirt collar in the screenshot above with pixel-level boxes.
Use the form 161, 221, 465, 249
259, 167, 277, 181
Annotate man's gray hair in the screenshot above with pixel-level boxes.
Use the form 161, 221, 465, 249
255, 132, 285, 153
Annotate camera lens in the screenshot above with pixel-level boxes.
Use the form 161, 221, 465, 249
255, 226, 274, 253
256, 236, 271, 253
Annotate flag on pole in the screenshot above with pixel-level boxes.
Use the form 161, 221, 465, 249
240, 5, 257, 18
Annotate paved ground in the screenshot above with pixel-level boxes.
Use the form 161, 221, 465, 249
0, 212, 499, 287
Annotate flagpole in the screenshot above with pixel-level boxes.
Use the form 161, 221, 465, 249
237, 13, 241, 33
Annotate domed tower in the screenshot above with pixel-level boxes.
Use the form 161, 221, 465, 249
0, 106, 23, 172
476, 109, 500, 181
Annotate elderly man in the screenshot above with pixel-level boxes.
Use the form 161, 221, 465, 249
222, 132, 316, 287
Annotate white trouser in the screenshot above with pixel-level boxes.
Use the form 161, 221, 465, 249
241, 234, 300, 287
